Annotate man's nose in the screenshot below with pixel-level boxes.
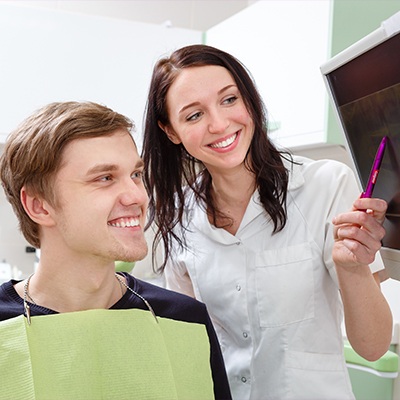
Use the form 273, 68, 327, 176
120, 180, 148, 206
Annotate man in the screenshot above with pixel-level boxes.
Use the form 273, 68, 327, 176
0, 101, 231, 399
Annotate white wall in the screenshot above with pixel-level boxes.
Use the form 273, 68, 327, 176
0, 3, 202, 276
0, 4, 202, 143
206, 0, 332, 149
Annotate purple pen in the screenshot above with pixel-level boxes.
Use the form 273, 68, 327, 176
360, 136, 388, 198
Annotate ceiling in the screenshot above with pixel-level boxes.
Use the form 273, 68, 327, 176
2, 0, 255, 31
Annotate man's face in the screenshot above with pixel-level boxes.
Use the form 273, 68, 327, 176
49, 129, 149, 263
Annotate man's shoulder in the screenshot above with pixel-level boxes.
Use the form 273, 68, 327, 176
134, 276, 206, 308
128, 275, 209, 324
0, 280, 23, 322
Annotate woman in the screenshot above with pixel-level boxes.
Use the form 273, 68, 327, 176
142, 44, 392, 399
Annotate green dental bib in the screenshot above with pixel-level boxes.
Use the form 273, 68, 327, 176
0, 308, 214, 399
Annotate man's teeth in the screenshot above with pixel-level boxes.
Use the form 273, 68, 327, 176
210, 133, 237, 148
108, 218, 139, 228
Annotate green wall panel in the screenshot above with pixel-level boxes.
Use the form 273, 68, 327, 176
328, 0, 400, 144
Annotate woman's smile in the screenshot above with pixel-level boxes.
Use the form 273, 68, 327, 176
208, 132, 239, 150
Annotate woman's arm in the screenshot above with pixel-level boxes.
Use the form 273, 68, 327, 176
332, 197, 393, 361
165, 263, 196, 298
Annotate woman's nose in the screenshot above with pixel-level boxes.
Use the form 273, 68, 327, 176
208, 110, 229, 134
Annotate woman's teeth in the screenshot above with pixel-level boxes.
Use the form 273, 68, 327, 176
210, 133, 237, 148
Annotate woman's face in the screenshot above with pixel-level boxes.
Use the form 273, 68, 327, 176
163, 65, 254, 174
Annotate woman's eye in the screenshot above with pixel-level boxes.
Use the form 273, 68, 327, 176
223, 96, 238, 105
187, 111, 202, 121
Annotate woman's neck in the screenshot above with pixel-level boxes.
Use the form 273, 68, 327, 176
209, 167, 256, 235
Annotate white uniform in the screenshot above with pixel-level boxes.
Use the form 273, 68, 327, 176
165, 156, 383, 400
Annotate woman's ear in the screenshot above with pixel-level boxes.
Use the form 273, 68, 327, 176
158, 121, 181, 145
20, 187, 55, 227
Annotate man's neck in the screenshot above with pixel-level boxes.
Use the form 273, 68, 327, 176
15, 262, 126, 313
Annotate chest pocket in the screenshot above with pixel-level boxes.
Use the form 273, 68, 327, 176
255, 242, 315, 327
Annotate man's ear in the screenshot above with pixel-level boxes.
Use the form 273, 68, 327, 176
158, 121, 181, 145
20, 187, 55, 227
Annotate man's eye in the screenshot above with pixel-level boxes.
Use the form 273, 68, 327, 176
132, 171, 143, 180
99, 175, 113, 182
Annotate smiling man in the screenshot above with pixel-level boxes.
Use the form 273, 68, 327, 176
0, 101, 231, 399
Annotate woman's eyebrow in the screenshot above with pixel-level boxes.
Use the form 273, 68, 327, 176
178, 84, 237, 115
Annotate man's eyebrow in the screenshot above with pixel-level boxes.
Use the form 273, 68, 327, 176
86, 163, 119, 176
135, 159, 144, 169
86, 159, 144, 176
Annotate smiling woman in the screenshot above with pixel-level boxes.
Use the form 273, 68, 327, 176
141, 44, 393, 400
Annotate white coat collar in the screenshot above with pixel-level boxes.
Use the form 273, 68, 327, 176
284, 155, 305, 192
189, 155, 305, 239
